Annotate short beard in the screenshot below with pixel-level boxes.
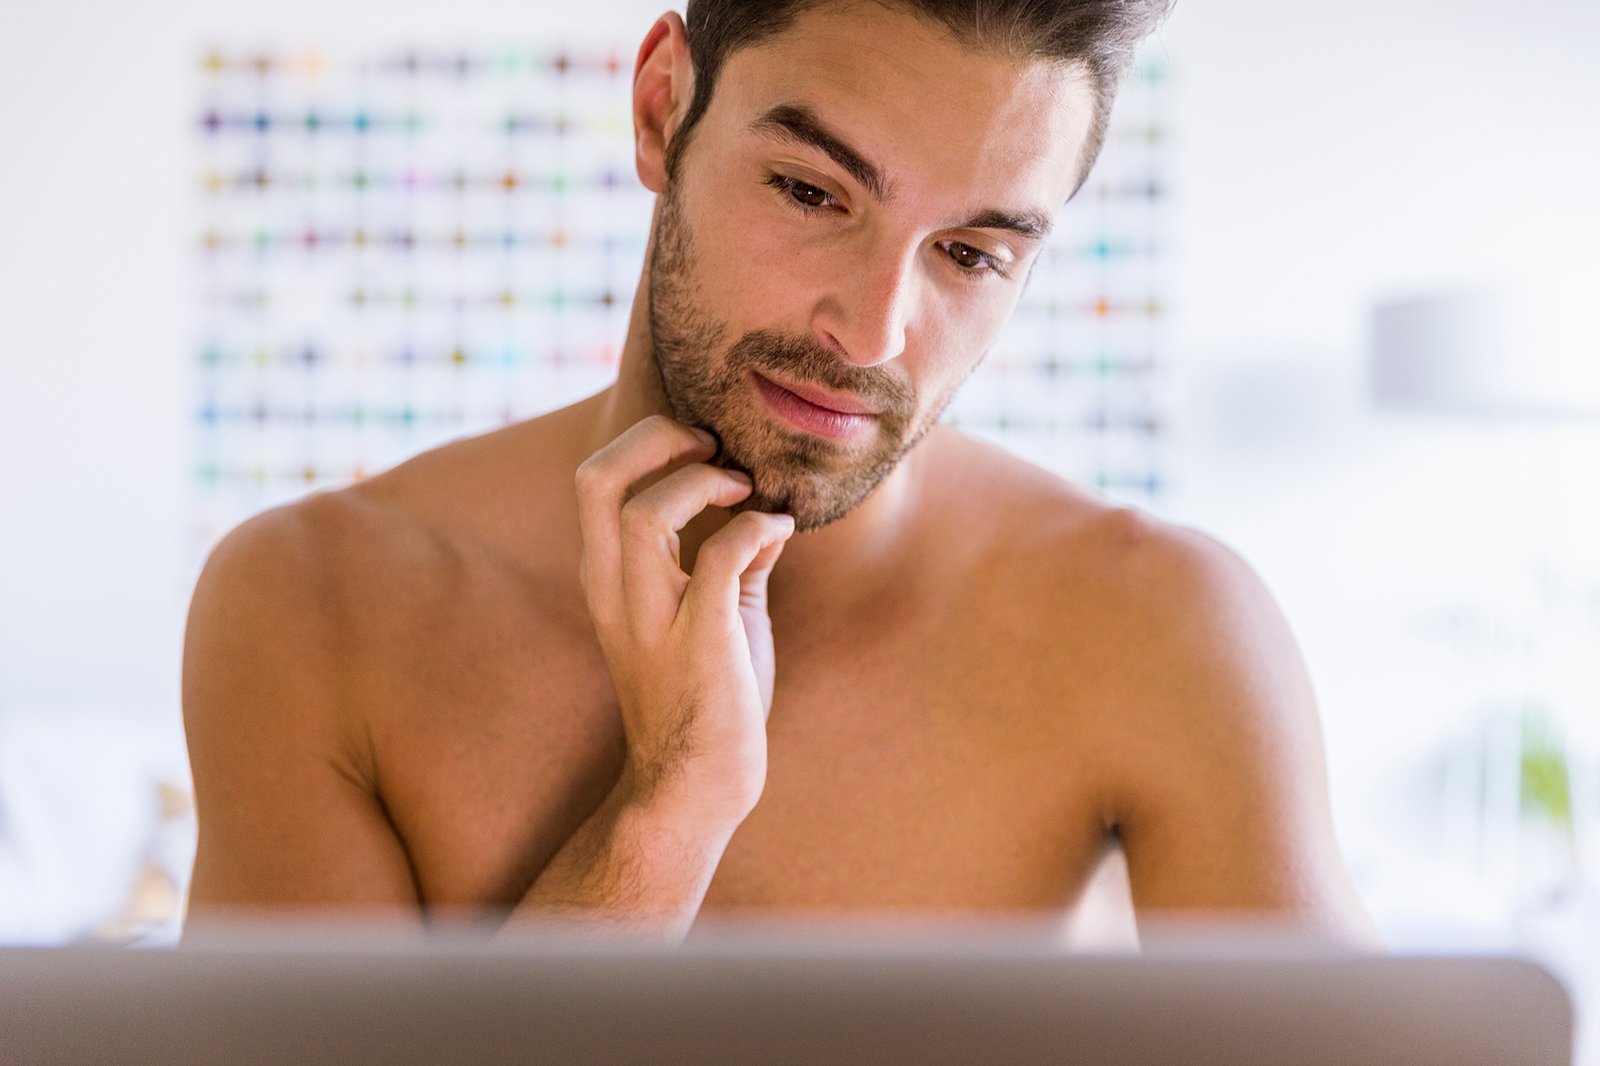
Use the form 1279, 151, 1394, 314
647, 180, 944, 533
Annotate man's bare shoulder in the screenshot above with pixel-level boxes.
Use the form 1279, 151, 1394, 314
921, 422, 1216, 589
182, 435, 559, 910
203, 427, 573, 658
183, 481, 458, 747
925, 430, 1376, 930
216, 395, 590, 597
188, 402, 608, 755
201, 482, 443, 617
923, 425, 1303, 725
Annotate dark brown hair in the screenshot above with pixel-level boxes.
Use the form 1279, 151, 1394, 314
667, 0, 1177, 200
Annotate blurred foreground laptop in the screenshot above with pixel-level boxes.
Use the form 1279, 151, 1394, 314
0, 919, 1574, 1065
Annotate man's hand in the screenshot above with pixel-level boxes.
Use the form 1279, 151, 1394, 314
502, 415, 793, 941
576, 414, 796, 823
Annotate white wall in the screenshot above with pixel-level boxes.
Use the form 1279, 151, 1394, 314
1163, 0, 1600, 348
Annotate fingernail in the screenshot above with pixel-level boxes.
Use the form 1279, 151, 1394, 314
728, 469, 752, 486
778, 514, 796, 535
691, 427, 717, 448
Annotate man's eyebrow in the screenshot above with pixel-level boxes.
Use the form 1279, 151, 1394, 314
748, 102, 1055, 245
956, 208, 1053, 244
748, 103, 890, 201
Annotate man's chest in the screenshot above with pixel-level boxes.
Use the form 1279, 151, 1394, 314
362, 588, 1115, 920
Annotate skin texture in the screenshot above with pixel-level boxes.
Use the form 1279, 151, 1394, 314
181, 2, 1381, 946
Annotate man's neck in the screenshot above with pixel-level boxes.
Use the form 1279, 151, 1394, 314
576, 253, 927, 625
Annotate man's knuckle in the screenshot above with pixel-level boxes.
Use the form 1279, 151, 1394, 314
619, 496, 659, 535
574, 457, 607, 495
697, 533, 742, 571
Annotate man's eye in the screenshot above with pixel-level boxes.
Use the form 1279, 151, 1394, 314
764, 174, 836, 212
942, 241, 1004, 277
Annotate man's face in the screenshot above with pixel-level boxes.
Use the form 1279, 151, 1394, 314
647, 1, 1096, 531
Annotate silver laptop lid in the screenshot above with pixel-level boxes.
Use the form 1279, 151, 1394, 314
0, 923, 1574, 1066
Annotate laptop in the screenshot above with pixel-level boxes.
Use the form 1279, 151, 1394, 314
0, 918, 1574, 1065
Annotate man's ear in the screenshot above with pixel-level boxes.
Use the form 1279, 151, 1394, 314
632, 11, 695, 194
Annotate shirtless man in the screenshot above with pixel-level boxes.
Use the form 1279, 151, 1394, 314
181, 0, 1380, 946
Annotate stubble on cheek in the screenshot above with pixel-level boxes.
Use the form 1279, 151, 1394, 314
646, 186, 725, 422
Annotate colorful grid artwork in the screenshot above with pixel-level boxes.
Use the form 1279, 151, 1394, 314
190, 43, 1171, 566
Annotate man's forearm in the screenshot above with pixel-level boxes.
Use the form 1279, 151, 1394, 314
501, 771, 744, 943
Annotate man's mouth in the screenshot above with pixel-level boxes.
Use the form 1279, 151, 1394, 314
760, 374, 878, 415
751, 373, 878, 440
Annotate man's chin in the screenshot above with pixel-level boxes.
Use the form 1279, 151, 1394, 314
726, 485, 847, 534
701, 411, 910, 533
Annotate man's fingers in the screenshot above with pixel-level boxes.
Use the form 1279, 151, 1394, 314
620, 463, 755, 622
681, 511, 796, 625
575, 415, 717, 622
738, 536, 789, 608
624, 464, 755, 548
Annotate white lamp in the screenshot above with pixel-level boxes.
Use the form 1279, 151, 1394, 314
1370, 278, 1600, 423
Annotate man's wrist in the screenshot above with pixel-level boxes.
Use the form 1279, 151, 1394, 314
615, 759, 758, 844
503, 764, 748, 940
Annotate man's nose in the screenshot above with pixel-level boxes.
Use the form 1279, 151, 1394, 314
811, 247, 917, 368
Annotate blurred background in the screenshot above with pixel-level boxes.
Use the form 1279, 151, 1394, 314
1, 0, 1597, 1050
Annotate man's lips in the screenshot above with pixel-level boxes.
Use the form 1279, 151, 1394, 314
754, 373, 879, 416
751, 373, 878, 441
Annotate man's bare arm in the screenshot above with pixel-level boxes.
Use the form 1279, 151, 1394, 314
183, 504, 423, 921
1100, 518, 1384, 948
500, 765, 740, 941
